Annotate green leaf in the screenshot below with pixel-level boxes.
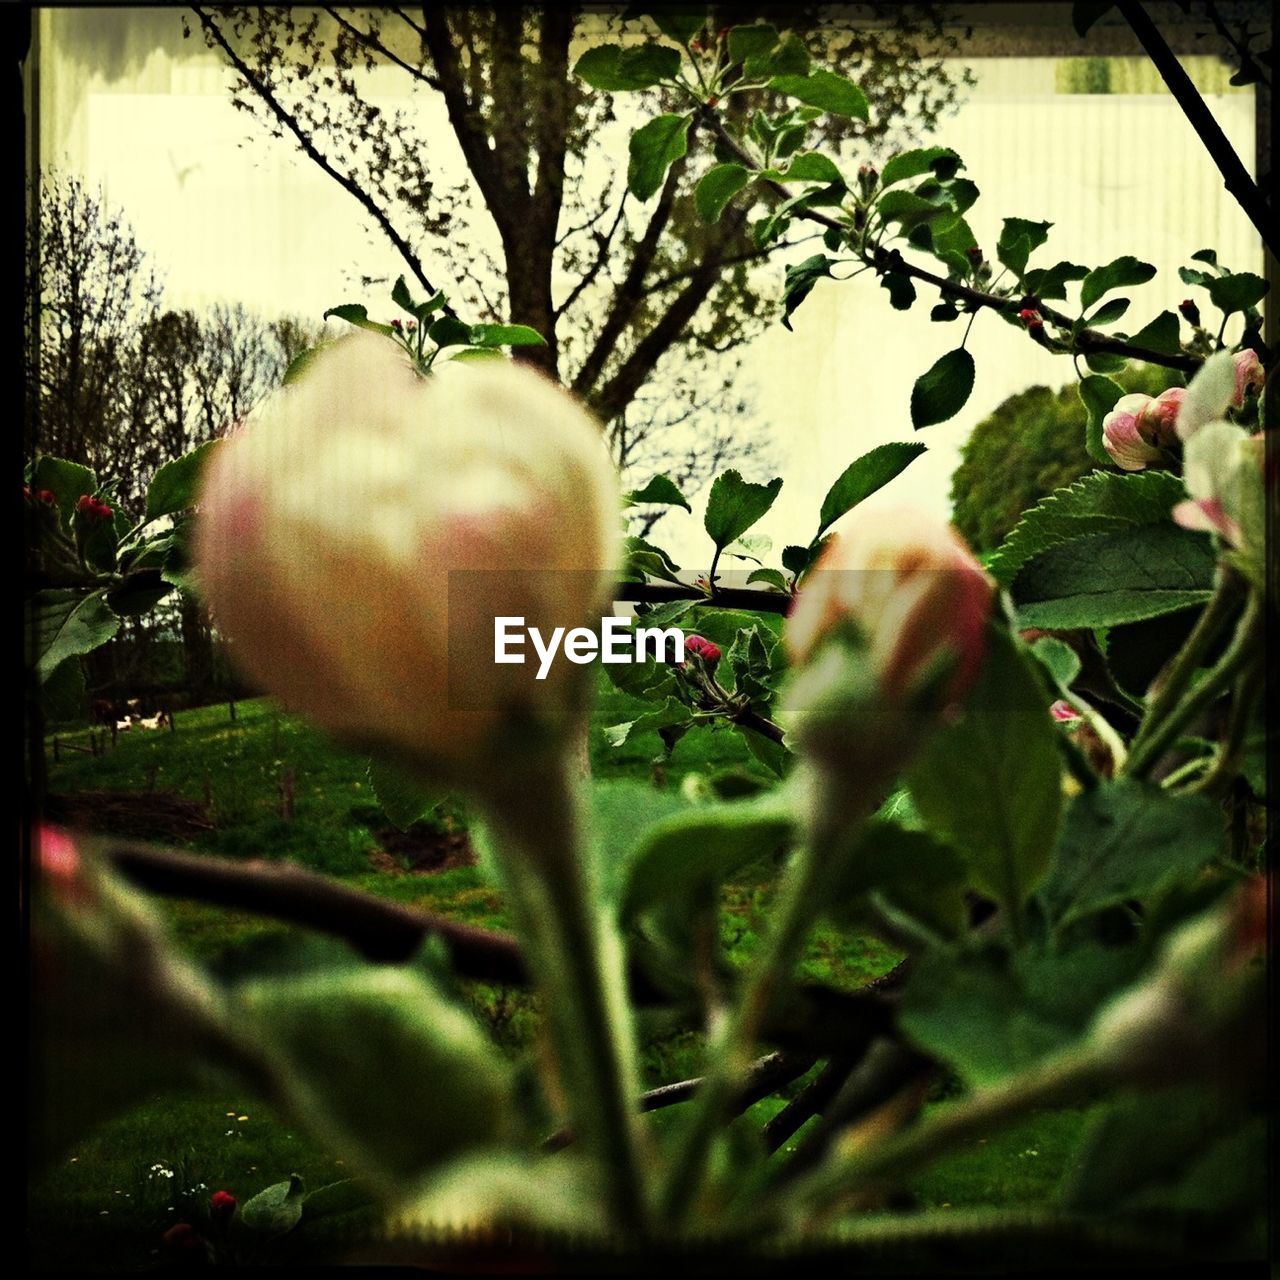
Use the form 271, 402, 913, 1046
1086, 296, 1130, 327
574, 43, 681, 90
746, 567, 790, 592
781, 253, 835, 329
652, 11, 706, 46
900, 939, 1145, 1085
695, 163, 751, 224
768, 69, 869, 119
1012, 523, 1214, 629
145, 440, 222, 519
29, 589, 121, 682
1077, 373, 1125, 464
1204, 271, 1269, 314
1127, 309, 1182, 355
238, 967, 509, 1186
727, 23, 779, 64
1039, 780, 1224, 929
876, 188, 958, 231
880, 147, 961, 187
323, 304, 395, 337
703, 470, 783, 549
391, 274, 416, 315
831, 821, 968, 941
106, 575, 175, 618
628, 113, 691, 200
996, 218, 1052, 276
367, 758, 445, 831
1022, 259, 1089, 301
906, 625, 1063, 919
1080, 255, 1156, 310
1029, 636, 1082, 689
764, 152, 844, 185
910, 347, 975, 428
782, 543, 817, 577
990, 470, 1189, 585
816, 442, 926, 536
282, 345, 325, 385
240, 1175, 307, 1240
427, 316, 473, 349
41, 656, 86, 722
603, 696, 691, 749
880, 271, 916, 310
751, 31, 810, 78
469, 323, 547, 348
624, 474, 690, 512
32, 456, 97, 528
621, 789, 794, 923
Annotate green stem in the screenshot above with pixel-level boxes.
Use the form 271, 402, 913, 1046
791, 1048, 1109, 1226
1125, 570, 1243, 766
657, 765, 858, 1228
1125, 592, 1260, 780
480, 758, 651, 1239
1191, 657, 1264, 799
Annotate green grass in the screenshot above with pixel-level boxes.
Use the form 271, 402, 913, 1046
33, 680, 1086, 1266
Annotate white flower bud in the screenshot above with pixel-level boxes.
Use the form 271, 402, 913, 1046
194, 334, 620, 781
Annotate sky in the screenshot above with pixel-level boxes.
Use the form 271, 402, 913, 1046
33, 8, 1262, 570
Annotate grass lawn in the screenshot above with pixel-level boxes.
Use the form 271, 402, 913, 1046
31, 681, 1089, 1267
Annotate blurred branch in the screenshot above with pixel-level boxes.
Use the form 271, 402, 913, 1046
101, 839, 898, 1053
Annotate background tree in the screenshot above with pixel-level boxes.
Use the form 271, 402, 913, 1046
950, 363, 1179, 552
189, 5, 971, 496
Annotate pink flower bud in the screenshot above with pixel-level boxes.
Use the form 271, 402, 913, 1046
1136, 387, 1186, 447
1018, 308, 1043, 332
194, 334, 620, 782
1178, 298, 1200, 327
1231, 348, 1264, 408
1101, 394, 1162, 471
785, 505, 993, 709
1173, 424, 1264, 557
74, 494, 113, 521
1050, 699, 1080, 723
210, 1190, 237, 1221
683, 634, 721, 667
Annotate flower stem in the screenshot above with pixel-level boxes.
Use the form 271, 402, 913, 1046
1125, 591, 1260, 780
480, 758, 651, 1239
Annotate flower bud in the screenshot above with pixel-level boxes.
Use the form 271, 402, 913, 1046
74, 495, 113, 522
1178, 298, 1200, 327
210, 1190, 237, 1222
1018, 308, 1044, 333
1231, 348, 1264, 408
1136, 386, 1185, 447
965, 246, 984, 265
1101, 394, 1162, 471
194, 334, 621, 783
683, 634, 721, 668
785, 505, 993, 710
1050, 699, 1080, 724
1173, 423, 1265, 563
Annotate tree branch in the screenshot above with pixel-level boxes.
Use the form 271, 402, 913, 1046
98, 838, 897, 1054
322, 8, 442, 91
698, 106, 1206, 374
192, 7, 444, 304
1117, 0, 1274, 254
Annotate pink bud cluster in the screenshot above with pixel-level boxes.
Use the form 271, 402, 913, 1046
74, 494, 114, 522
682, 634, 721, 668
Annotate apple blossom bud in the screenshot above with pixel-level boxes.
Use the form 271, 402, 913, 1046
1050, 699, 1080, 723
1173, 424, 1265, 565
1178, 298, 1200, 327
194, 334, 621, 784
965, 246, 984, 266
1018, 308, 1043, 333
1101, 394, 1162, 471
857, 164, 878, 197
74, 495, 113, 521
210, 1190, 237, 1222
785, 506, 994, 711
1231, 348, 1264, 408
683, 634, 721, 668
1137, 386, 1186, 447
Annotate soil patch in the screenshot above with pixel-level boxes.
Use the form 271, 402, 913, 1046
370, 824, 476, 874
